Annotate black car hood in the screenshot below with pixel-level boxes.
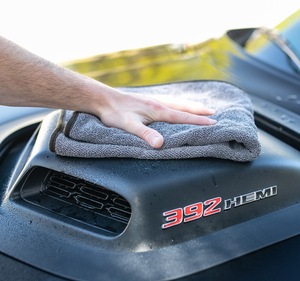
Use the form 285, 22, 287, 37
1, 106, 300, 280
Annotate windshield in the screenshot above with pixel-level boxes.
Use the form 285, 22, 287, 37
245, 10, 300, 75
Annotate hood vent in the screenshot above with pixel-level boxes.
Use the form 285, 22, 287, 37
20, 167, 131, 235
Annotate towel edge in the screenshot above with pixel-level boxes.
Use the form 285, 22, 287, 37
49, 109, 66, 152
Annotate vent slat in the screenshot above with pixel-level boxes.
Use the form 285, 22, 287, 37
50, 176, 76, 189
80, 186, 109, 200
108, 207, 132, 221
45, 184, 71, 198
75, 195, 104, 210
113, 197, 131, 209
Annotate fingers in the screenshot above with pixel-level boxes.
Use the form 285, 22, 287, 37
123, 109, 216, 149
101, 111, 165, 148
124, 119, 164, 148
158, 109, 217, 126
146, 99, 217, 126
144, 94, 216, 116
160, 99, 215, 116
119, 107, 216, 149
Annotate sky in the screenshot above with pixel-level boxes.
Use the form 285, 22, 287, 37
0, 0, 299, 63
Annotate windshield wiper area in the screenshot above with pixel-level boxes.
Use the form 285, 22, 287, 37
259, 27, 300, 73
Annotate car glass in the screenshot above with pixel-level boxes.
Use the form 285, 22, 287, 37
244, 13, 300, 76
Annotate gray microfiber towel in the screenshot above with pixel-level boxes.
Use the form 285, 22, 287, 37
49, 81, 261, 162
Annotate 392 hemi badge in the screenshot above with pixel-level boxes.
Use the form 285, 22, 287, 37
162, 185, 277, 229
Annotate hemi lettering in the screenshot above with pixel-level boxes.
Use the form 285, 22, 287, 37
242, 192, 256, 204
224, 196, 242, 210
255, 185, 277, 200
224, 185, 277, 210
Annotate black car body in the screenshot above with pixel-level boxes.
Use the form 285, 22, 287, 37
0, 10, 300, 281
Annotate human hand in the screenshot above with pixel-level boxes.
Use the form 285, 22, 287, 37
0, 35, 215, 147
97, 91, 217, 149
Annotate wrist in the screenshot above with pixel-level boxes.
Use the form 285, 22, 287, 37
76, 76, 122, 118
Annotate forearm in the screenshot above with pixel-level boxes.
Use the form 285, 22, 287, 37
0, 36, 116, 114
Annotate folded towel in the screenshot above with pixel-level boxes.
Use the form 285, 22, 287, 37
49, 81, 261, 162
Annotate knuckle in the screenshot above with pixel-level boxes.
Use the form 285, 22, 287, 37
169, 111, 190, 123
180, 112, 190, 122
145, 99, 164, 111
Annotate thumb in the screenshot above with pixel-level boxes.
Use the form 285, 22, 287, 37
128, 122, 164, 148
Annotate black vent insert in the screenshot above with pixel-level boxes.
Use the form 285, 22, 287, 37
20, 167, 131, 235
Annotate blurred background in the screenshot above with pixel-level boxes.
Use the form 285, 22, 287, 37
0, 0, 299, 63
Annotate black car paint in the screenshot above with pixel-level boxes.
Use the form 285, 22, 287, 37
1, 19, 300, 281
